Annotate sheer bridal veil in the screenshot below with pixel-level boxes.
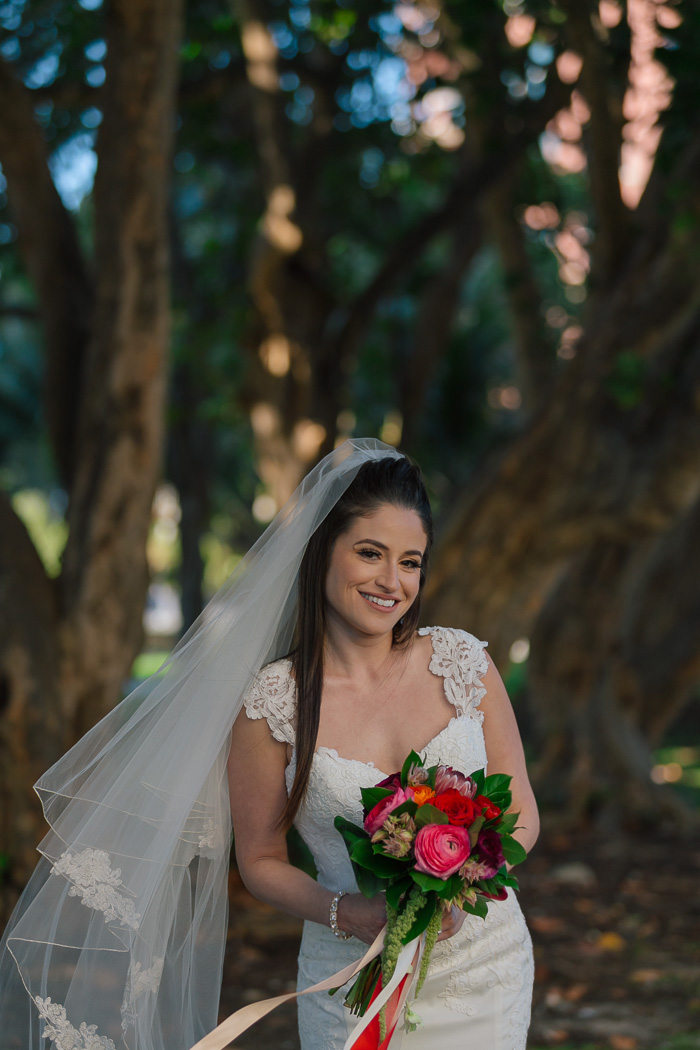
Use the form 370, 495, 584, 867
0, 438, 401, 1050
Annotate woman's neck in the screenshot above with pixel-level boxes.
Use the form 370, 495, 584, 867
322, 621, 405, 682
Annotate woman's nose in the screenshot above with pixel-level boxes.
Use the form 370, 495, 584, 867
375, 560, 400, 590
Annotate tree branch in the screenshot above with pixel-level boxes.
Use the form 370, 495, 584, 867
425, 168, 700, 658
563, 0, 631, 285
483, 166, 552, 415
327, 73, 572, 377
399, 212, 483, 451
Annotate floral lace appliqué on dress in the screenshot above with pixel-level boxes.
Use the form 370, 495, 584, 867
243, 658, 296, 745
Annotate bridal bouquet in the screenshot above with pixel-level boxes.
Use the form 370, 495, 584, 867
333, 750, 525, 1036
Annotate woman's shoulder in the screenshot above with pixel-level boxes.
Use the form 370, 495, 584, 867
418, 624, 488, 652
418, 625, 489, 679
242, 657, 296, 745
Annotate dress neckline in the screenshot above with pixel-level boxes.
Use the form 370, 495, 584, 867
292, 626, 469, 776
313, 714, 463, 779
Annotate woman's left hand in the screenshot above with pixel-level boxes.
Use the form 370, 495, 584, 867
436, 904, 466, 942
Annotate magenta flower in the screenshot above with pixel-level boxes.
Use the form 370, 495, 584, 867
375, 771, 402, 791
475, 829, 505, 878
364, 787, 411, 836
414, 824, 471, 879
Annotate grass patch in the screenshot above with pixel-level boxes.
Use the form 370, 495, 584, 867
130, 651, 170, 681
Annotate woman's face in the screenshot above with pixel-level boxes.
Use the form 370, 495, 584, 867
324, 503, 428, 639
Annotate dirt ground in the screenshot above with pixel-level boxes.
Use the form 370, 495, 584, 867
220, 829, 700, 1050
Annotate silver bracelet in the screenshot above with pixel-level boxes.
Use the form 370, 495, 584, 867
329, 890, 351, 940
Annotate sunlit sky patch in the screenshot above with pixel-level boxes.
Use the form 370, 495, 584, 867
49, 134, 97, 211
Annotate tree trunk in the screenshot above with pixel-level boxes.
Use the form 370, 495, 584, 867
0, 0, 184, 918
425, 149, 700, 824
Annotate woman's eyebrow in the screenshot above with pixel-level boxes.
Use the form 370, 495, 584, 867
353, 538, 424, 557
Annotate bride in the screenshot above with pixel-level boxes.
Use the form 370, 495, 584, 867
233, 450, 538, 1049
0, 438, 537, 1050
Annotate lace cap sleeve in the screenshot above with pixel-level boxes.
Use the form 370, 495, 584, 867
242, 658, 296, 745
419, 625, 489, 722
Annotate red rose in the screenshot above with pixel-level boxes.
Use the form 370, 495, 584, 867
432, 789, 480, 827
475, 795, 501, 821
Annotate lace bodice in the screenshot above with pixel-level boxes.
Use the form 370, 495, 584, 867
244, 627, 534, 1050
243, 625, 490, 892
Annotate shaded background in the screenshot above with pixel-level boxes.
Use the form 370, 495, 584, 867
0, 0, 698, 1046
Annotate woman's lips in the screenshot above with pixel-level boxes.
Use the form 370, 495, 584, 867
359, 591, 399, 611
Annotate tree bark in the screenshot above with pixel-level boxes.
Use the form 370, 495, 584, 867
59, 0, 184, 736
0, 57, 93, 486
0, 494, 61, 901
0, 0, 184, 916
425, 146, 700, 824
482, 169, 553, 415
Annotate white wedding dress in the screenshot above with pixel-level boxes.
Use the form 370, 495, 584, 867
243, 626, 534, 1050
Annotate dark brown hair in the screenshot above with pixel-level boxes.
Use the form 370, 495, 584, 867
280, 455, 433, 830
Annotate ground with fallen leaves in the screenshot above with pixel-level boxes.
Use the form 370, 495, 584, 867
220, 830, 700, 1050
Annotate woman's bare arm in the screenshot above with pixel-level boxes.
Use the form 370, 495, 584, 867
480, 651, 540, 855
227, 708, 386, 943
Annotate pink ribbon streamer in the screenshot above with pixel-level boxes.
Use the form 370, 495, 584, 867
189, 928, 387, 1050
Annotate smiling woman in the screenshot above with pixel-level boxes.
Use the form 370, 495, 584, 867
230, 446, 539, 1049
0, 439, 537, 1050
325, 507, 427, 629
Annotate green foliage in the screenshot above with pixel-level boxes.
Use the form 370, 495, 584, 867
414, 803, 449, 827
360, 785, 394, 811
604, 352, 648, 410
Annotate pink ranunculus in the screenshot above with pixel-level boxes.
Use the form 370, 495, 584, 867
414, 824, 471, 879
433, 765, 477, 798
364, 787, 412, 836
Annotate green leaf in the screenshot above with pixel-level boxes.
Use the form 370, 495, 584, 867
468, 813, 484, 848
470, 768, 486, 793
402, 892, 438, 942
346, 840, 386, 897
360, 786, 394, 812
425, 764, 440, 789
414, 803, 449, 827
401, 750, 423, 786
410, 870, 449, 893
500, 836, 527, 866
483, 773, 513, 794
440, 872, 465, 901
350, 837, 378, 868
390, 799, 418, 820
334, 815, 368, 852
386, 875, 412, 910
496, 811, 519, 834
462, 895, 488, 919
354, 865, 386, 898
486, 791, 511, 808
368, 849, 410, 878
286, 826, 318, 879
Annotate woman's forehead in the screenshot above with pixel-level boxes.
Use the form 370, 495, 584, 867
343, 505, 428, 544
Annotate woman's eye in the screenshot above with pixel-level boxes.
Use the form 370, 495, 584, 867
403, 560, 421, 570
358, 548, 380, 559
